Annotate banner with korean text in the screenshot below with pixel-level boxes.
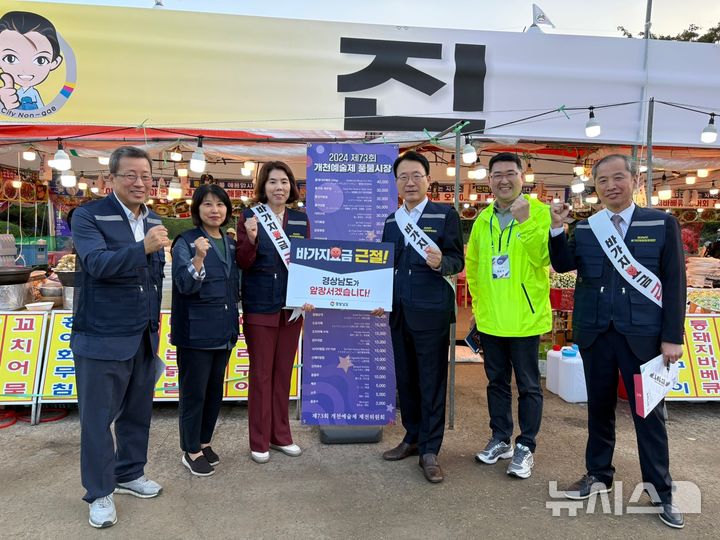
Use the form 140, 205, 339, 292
302, 143, 398, 426
668, 314, 720, 400
0, 312, 47, 405
38, 311, 299, 405
286, 239, 393, 311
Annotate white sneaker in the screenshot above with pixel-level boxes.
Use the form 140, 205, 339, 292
251, 451, 270, 463
506, 444, 534, 479
88, 494, 117, 529
270, 443, 302, 457
114, 475, 163, 498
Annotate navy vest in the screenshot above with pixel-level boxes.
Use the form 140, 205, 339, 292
383, 203, 456, 314
171, 228, 240, 348
572, 211, 666, 338
241, 207, 308, 314
72, 196, 164, 338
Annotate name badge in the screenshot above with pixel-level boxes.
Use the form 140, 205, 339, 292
492, 254, 510, 279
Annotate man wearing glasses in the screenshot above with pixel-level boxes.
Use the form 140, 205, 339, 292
372, 150, 464, 483
466, 152, 551, 479
70, 146, 170, 528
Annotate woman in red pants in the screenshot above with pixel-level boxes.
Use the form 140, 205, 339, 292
235, 161, 313, 463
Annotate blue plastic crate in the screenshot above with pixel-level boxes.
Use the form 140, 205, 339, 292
16, 244, 48, 266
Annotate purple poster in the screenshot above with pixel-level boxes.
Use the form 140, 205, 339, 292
303, 143, 399, 425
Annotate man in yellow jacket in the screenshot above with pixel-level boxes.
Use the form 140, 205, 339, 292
466, 152, 551, 479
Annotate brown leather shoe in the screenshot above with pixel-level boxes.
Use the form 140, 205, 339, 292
382, 442, 418, 461
418, 453, 444, 483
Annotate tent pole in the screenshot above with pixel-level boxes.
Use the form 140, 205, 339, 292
646, 98, 655, 206
448, 129, 461, 430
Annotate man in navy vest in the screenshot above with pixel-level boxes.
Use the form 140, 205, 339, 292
549, 154, 686, 529
70, 146, 169, 528
372, 150, 464, 483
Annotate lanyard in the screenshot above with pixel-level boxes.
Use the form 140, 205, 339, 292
489, 213, 514, 254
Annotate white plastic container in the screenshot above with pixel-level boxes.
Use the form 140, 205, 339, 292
546, 345, 562, 394
558, 345, 587, 403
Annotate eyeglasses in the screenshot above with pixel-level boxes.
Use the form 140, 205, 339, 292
397, 173, 426, 183
115, 172, 153, 183
490, 171, 520, 181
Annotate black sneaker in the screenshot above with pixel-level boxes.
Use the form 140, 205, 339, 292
202, 446, 220, 466
182, 452, 215, 477
564, 474, 612, 500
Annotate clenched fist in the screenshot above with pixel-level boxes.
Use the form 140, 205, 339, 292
550, 202, 571, 229
144, 225, 170, 254
193, 236, 210, 260
425, 246, 442, 270
510, 196, 530, 224
244, 216, 258, 243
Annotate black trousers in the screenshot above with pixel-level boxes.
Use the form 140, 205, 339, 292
177, 347, 231, 453
580, 326, 672, 503
479, 333, 543, 452
75, 331, 155, 503
390, 312, 450, 456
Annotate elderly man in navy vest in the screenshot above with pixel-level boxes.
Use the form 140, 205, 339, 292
70, 146, 169, 528
549, 154, 686, 529
372, 150, 464, 483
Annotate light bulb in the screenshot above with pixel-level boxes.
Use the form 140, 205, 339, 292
78, 180, 88, 190
525, 163, 535, 183
571, 175, 585, 194
53, 147, 71, 171
486, 196, 495, 204
701, 114, 717, 143
190, 138, 206, 173
185, 199, 192, 205
11, 178, 21, 189
90, 185, 99, 194
686, 176, 696, 185
147, 199, 154, 205
168, 180, 182, 200
530, 192, 538, 199
585, 107, 601, 138
472, 166, 487, 180
98, 156, 110, 166
240, 195, 249, 202
553, 197, 560, 203
585, 193, 598, 204
651, 195, 659, 205
240, 167, 252, 177
658, 183, 672, 200
446, 155, 456, 177
469, 193, 478, 201
467, 169, 477, 180
60, 170, 77, 187
244, 160, 256, 170
463, 202, 470, 209
461, 142, 477, 165
710, 182, 719, 196
297, 201, 305, 208
715, 202, 720, 209
573, 158, 585, 176
639, 165, 648, 173
698, 168, 709, 178
170, 150, 182, 162
47, 159, 56, 168
697, 208, 704, 214
177, 167, 188, 178
22, 149, 36, 161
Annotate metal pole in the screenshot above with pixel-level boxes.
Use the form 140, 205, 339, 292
646, 98, 655, 205
448, 130, 461, 430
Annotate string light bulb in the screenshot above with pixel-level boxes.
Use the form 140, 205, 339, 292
53, 140, 71, 171
585, 192, 598, 204
686, 175, 696, 185
189, 136, 206, 173
658, 174, 672, 200
571, 174, 585, 194
170, 149, 182, 162
446, 154, 456, 177
244, 160, 256, 171
585, 107, 601, 138
168, 179, 182, 200
177, 166, 188, 178
525, 162, 535, 183
701, 113, 718, 144
98, 156, 110, 166
11, 177, 21, 189
573, 157, 585, 176
22, 147, 36, 161
469, 193, 478, 201
710, 181, 719, 196
60, 170, 77, 187
240, 167, 252, 177
461, 139, 477, 164
651, 194, 659, 206
698, 168, 710, 178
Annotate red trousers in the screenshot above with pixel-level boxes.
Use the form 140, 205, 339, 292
244, 316, 302, 452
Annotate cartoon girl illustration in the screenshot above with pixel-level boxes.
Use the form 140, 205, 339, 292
0, 11, 63, 111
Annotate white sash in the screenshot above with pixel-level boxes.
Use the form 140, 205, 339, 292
394, 206, 454, 291
587, 211, 662, 307
251, 204, 303, 321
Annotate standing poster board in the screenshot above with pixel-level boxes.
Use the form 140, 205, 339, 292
0, 312, 48, 406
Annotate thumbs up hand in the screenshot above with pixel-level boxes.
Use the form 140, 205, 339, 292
0, 73, 19, 110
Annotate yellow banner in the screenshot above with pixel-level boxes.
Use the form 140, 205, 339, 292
0, 312, 46, 404
667, 315, 720, 400
40, 310, 299, 402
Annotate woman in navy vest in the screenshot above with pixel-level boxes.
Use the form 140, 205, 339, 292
171, 184, 240, 476
236, 161, 312, 464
